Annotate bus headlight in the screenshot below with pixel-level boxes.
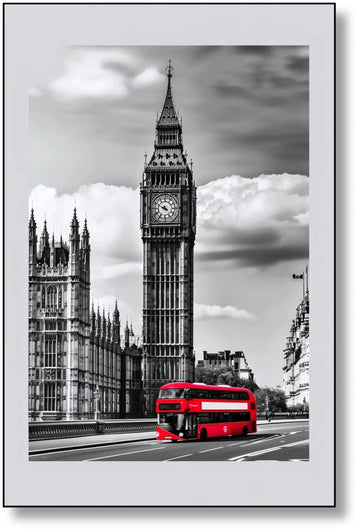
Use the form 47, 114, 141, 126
179, 432, 184, 437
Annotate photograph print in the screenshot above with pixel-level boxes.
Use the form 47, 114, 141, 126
3, 0, 335, 509
28, 45, 310, 463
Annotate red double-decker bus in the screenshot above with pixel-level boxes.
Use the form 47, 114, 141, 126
156, 382, 257, 441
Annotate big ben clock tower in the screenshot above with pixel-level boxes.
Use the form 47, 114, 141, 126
140, 62, 196, 414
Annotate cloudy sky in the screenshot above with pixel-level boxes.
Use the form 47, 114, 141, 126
29, 46, 309, 387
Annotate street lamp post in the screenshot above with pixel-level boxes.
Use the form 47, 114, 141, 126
94, 385, 100, 421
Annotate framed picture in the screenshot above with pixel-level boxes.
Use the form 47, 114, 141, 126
3, 3, 335, 507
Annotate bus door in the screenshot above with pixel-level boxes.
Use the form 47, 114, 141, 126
186, 413, 198, 439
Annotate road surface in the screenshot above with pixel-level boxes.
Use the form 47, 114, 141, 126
29, 420, 309, 462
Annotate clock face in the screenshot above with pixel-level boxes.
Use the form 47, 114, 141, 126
152, 194, 179, 223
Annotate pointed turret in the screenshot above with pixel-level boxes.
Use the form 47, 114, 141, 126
81, 218, 90, 248
40, 219, 49, 249
107, 310, 112, 339
29, 208, 36, 235
29, 208, 38, 274
39, 219, 50, 264
81, 218, 90, 280
124, 319, 130, 348
112, 300, 120, 343
70, 207, 79, 237
69, 207, 80, 275
50, 232, 56, 267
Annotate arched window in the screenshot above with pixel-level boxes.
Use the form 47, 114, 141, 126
47, 286, 56, 310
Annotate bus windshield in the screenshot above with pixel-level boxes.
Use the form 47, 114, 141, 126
158, 388, 185, 399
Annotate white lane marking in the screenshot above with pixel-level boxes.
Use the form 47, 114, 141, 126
236, 435, 285, 448
228, 438, 309, 461
164, 454, 193, 461
226, 439, 261, 447
226, 433, 285, 449
83, 446, 164, 462
199, 446, 224, 454
282, 439, 309, 448
230, 447, 283, 461
249, 447, 282, 456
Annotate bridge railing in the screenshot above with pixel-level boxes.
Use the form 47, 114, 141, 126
29, 419, 157, 441
29, 413, 308, 441
257, 411, 309, 420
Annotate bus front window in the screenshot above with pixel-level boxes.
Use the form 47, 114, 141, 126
158, 388, 185, 399
158, 413, 185, 434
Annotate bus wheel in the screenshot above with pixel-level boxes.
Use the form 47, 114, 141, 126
242, 426, 248, 437
200, 428, 207, 441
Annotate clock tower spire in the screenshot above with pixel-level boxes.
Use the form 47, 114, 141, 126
140, 63, 196, 414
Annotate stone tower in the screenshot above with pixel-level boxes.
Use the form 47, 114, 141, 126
28, 208, 91, 420
140, 62, 196, 413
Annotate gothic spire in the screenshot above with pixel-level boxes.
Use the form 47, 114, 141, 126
29, 208, 37, 263
107, 310, 112, 338
124, 319, 130, 348
39, 219, 49, 251
42, 219, 49, 240
70, 207, 79, 237
113, 299, 120, 323
29, 208, 36, 231
157, 60, 180, 128
81, 217, 90, 247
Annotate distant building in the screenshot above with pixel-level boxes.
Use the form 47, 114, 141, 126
28, 208, 143, 421
282, 267, 309, 410
197, 350, 255, 382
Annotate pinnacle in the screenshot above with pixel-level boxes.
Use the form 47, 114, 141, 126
157, 62, 180, 128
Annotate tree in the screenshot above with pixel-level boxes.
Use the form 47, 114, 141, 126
254, 387, 287, 412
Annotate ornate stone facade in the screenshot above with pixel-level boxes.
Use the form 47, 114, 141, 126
282, 269, 309, 410
28, 209, 142, 420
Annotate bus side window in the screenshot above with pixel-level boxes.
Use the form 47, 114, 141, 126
237, 392, 249, 400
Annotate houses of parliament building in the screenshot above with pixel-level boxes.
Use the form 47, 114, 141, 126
28, 62, 196, 420
28, 208, 143, 420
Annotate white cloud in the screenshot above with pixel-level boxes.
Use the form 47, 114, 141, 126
94, 262, 142, 280
195, 303, 256, 321
196, 173, 309, 267
30, 172, 308, 313
133, 68, 163, 87
29, 182, 142, 282
49, 48, 136, 100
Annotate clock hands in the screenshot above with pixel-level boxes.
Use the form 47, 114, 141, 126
153, 195, 178, 222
